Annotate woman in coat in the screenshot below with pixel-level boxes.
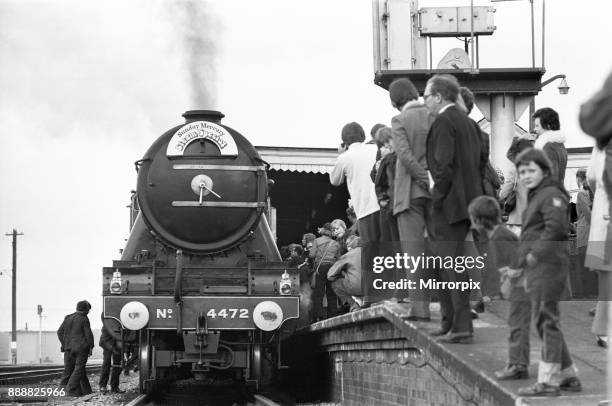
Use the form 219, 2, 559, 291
579, 69, 612, 350
514, 148, 581, 397
584, 148, 611, 347
498, 137, 534, 235
574, 169, 597, 298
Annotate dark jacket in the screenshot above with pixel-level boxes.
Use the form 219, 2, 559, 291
374, 152, 397, 207
57, 311, 94, 353
488, 225, 520, 270
482, 226, 519, 296
543, 142, 568, 185
483, 162, 502, 197
534, 130, 568, 185
518, 176, 570, 297
426, 105, 485, 224
99, 314, 122, 352
478, 130, 501, 197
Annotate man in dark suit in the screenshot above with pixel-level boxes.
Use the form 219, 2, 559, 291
424, 74, 485, 343
57, 300, 94, 396
389, 78, 434, 319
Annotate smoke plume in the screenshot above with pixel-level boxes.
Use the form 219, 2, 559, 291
175, 0, 218, 109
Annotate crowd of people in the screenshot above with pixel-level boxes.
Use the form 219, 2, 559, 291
55, 72, 612, 399
280, 207, 363, 322
278, 72, 612, 397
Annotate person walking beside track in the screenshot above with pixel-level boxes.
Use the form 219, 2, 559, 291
57, 300, 94, 397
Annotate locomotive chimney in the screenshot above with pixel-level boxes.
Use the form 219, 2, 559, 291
182, 110, 225, 124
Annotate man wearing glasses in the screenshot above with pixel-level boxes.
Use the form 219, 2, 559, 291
424, 74, 486, 344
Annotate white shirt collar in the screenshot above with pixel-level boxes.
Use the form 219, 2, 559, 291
438, 103, 455, 115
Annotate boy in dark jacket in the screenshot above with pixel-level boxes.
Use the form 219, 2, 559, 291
468, 196, 530, 381
513, 148, 581, 397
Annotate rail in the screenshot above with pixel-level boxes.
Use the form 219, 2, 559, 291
0, 364, 102, 385
126, 392, 280, 406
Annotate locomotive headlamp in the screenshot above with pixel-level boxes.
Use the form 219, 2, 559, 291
252, 301, 283, 331
279, 270, 292, 295
109, 270, 122, 294
120, 301, 150, 330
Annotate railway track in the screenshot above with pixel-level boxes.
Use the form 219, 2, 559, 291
0, 365, 280, 406
126, 394, 281, 406
125, 380, 284, 406
127, 394, 281, 406
0, 364, 102, 385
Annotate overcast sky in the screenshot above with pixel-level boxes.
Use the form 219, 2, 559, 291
1, 0, 612, 336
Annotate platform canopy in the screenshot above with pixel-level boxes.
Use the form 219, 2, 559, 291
255, 146, 339, 175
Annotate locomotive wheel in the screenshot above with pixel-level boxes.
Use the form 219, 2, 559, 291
139, 330, 152, 393
250, 343, 262, 389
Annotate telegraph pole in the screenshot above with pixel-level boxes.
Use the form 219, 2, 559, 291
5, 229, 23, 365
37, 305, 43, 364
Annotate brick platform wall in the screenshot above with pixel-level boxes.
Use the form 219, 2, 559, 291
331, 354, 488, 406
282, 307, 512, 406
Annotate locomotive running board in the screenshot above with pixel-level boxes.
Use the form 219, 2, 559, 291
103, 295, 299, 330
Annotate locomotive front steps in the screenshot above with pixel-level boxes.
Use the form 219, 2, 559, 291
281, 301, 609, 406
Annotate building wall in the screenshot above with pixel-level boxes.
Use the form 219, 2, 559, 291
0, 330, 102, 364
0, 336, 8, 363
331, 355, 492, 406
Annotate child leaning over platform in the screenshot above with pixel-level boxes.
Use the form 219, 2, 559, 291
514, 148, 581, 397
468, 196, 531, 381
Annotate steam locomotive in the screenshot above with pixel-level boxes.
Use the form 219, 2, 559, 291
101, 110, 300, 393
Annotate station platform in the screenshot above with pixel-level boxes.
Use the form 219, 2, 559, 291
282, 300, 610, 406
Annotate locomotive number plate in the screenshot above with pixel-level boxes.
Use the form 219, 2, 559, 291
206, 308, 249, 319
103, 296, 299, 330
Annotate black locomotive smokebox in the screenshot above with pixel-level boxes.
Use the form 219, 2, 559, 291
136, 111, 268, 254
